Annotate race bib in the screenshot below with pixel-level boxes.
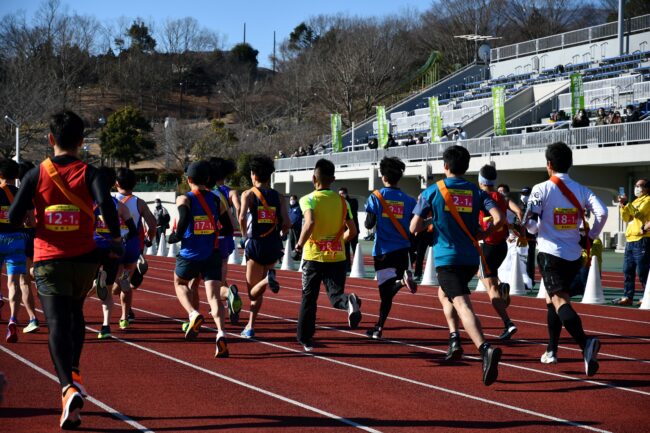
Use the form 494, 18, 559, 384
445, 189, 473, 213
553, 208, 578, 230
313, 239, 343, 253
45, 204, 80, 232
382, 200, 404, 219
193, 215, 215, 235
0, 206, 9, 224
96, 215, 110, 233
258, 206, 276, 224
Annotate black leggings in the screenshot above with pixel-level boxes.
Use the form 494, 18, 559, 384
38, 294, 87, 389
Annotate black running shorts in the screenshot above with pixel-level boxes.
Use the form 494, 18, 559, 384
481, 241, 508, 278
537, 252, 582, 295
436, 265, 479, 299
175, 250, 222, 282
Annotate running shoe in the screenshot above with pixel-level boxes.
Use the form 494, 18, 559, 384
611, 297, 632, 306
227, 284, 242, 325
118, 319, 129, 330
540, 350, 558, 364
127, 309, 135, 324
97, 325, 112, 340
215, 335, 229, 358
5, 321, 17, 343
240, 327, 255, 339
402, 269, 417, 294
136, 254, 148, 275
95, 270, 108, 301
118, 271, 131, 293
267, 269, 280, 294
72, 371, 88, 397
181, 322, 189, 332
482, 346, 502, 386
298, 338, 313, 352
499, 282, 511, 307
583, 337, 601, 377
444, 337, 463, 361
347, 294, 362, 329
366, 326, 382, 340
60, 386, 84, 430
23, 318, 40, 334
184, 313, 204, 341
498, 322, 518, 340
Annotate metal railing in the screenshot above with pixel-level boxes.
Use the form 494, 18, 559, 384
490, 15, 650, 62
274, 121, 650, 172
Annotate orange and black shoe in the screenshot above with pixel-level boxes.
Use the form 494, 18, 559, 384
71, 371, 88, 397
60, 385, 84, 430
215, 335, 229, 358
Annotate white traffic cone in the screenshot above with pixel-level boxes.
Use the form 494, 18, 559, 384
421, 246, 438, 286
508, 251, 526, 295
145, 241, 156, 256
349, 243, 365, 278
157, 235, 168, 257
639, 273, 650, 310
228, 241, 240, 264
582, 256, 605, 304
166, 238, 177, 258
240, 245, 247, 266
281, 238, 294, 271
475, 278, 487, 292
537, 278, 548, 299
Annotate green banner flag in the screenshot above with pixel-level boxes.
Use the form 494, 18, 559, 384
428, 96, 443, 140
570, 73, 584, 117
492, 86, 506, 136
330, 113, 342, 152
376, 106, 388, 148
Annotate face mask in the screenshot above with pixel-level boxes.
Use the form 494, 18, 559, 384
290, 200, 297, 206
521, 195, 529, 205
634, 186, 643, 197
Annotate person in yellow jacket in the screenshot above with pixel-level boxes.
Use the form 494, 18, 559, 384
614, 179, 650, 305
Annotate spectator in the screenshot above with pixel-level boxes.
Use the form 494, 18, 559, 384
572, 109, 590, 128
338, 187, 359, 272
386, 134, 397, 148
550, 111, 559, 122
297, 146, 306, 157
277, 150, 286, 159
595, 108, 608, 126
625, 105, 641, 123
307, 144, 315, 155
520, 186, 537, 288
404, 134, 416, 146
417, 135, 425, 144
497, 184, 524, 225
439, 129, 449, 142
367, 138, 378, 149
288, 194, 303, 250
153, 197, 170, 245
610, 111, 622, 124
613, 179, 650, 305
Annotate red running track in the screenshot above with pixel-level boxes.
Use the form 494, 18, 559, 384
1, 256, 649, 433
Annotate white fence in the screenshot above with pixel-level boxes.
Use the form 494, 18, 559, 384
275, 121, 650, 172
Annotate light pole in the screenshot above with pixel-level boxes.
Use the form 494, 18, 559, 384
4, 115, 19, 163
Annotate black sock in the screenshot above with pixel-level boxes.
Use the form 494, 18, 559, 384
557, 304, 587, 350
449, 331, 460, 341
479, 342, 490, 354
546, 303, 562, 353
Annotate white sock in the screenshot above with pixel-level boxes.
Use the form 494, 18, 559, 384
189, 310, 199, 320
216, 330, 225, 339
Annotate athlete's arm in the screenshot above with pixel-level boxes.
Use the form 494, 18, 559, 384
238, 190, 251, 238
343, 215, 357, 242
117, 202, 138, 240
89, 166, 121, 239
8, 167, 38, 226
364, 195, 377, 229
409, 195, 431, 235
229, 189, 241, 219
218, 199, 234, 235
522, 187, 542, 234
295, 209, 315, 249
138, 198, 157, 241
585, 188, 608, 240
508, 199, 524, 221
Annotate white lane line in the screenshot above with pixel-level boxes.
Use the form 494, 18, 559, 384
0, 345, 155, 433
124, 301, 614, 433
133, 287, 650, 397
141, 272, 650, 364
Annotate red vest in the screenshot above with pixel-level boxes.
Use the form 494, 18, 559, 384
34, 160, 96, 261
479, 190, 508, 245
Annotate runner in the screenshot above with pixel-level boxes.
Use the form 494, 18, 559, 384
112, 168, 156, 330
9, 110, 123, 428
17, 160, 39, 334
293, 158, 362, 351
238, 155, 290, 338
168, 161, 234, 357
1, 159, 32, 342
522, 141, 607, 374
92, 167, 138, 340
477, 164, 518, 340
363, 157, 417, 339
410, 145, 503, 386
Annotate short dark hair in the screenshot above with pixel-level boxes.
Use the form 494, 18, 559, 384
209, 157, 237, 182
338, 187, 348, 194
49, 111, 84, 151
497, 184, 510, 193
186, 161, 211, 186
249, 154, 275, 183
18, 160, 35, 181
442, 145, 470, 175
290, 194, 298, 200
314, 159, 335, 184
545, 141, 572, 173
379, 156, 405, 185
116, 167, 137, 190
98, 166, 117, 186
479, 164, 497, 181
0, 159, 19, 181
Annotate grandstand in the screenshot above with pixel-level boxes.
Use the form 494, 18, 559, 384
272, 14, 650, 242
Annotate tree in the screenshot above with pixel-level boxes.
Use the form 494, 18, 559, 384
288, 22, 319, 52
100, 106, 155, 167
127, 20, 156, 53
230, 43, 258, 70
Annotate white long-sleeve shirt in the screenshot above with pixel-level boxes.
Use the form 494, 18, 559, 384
524, 173, 607, 261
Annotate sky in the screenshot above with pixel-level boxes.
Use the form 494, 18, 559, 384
1, 0, 433, 68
